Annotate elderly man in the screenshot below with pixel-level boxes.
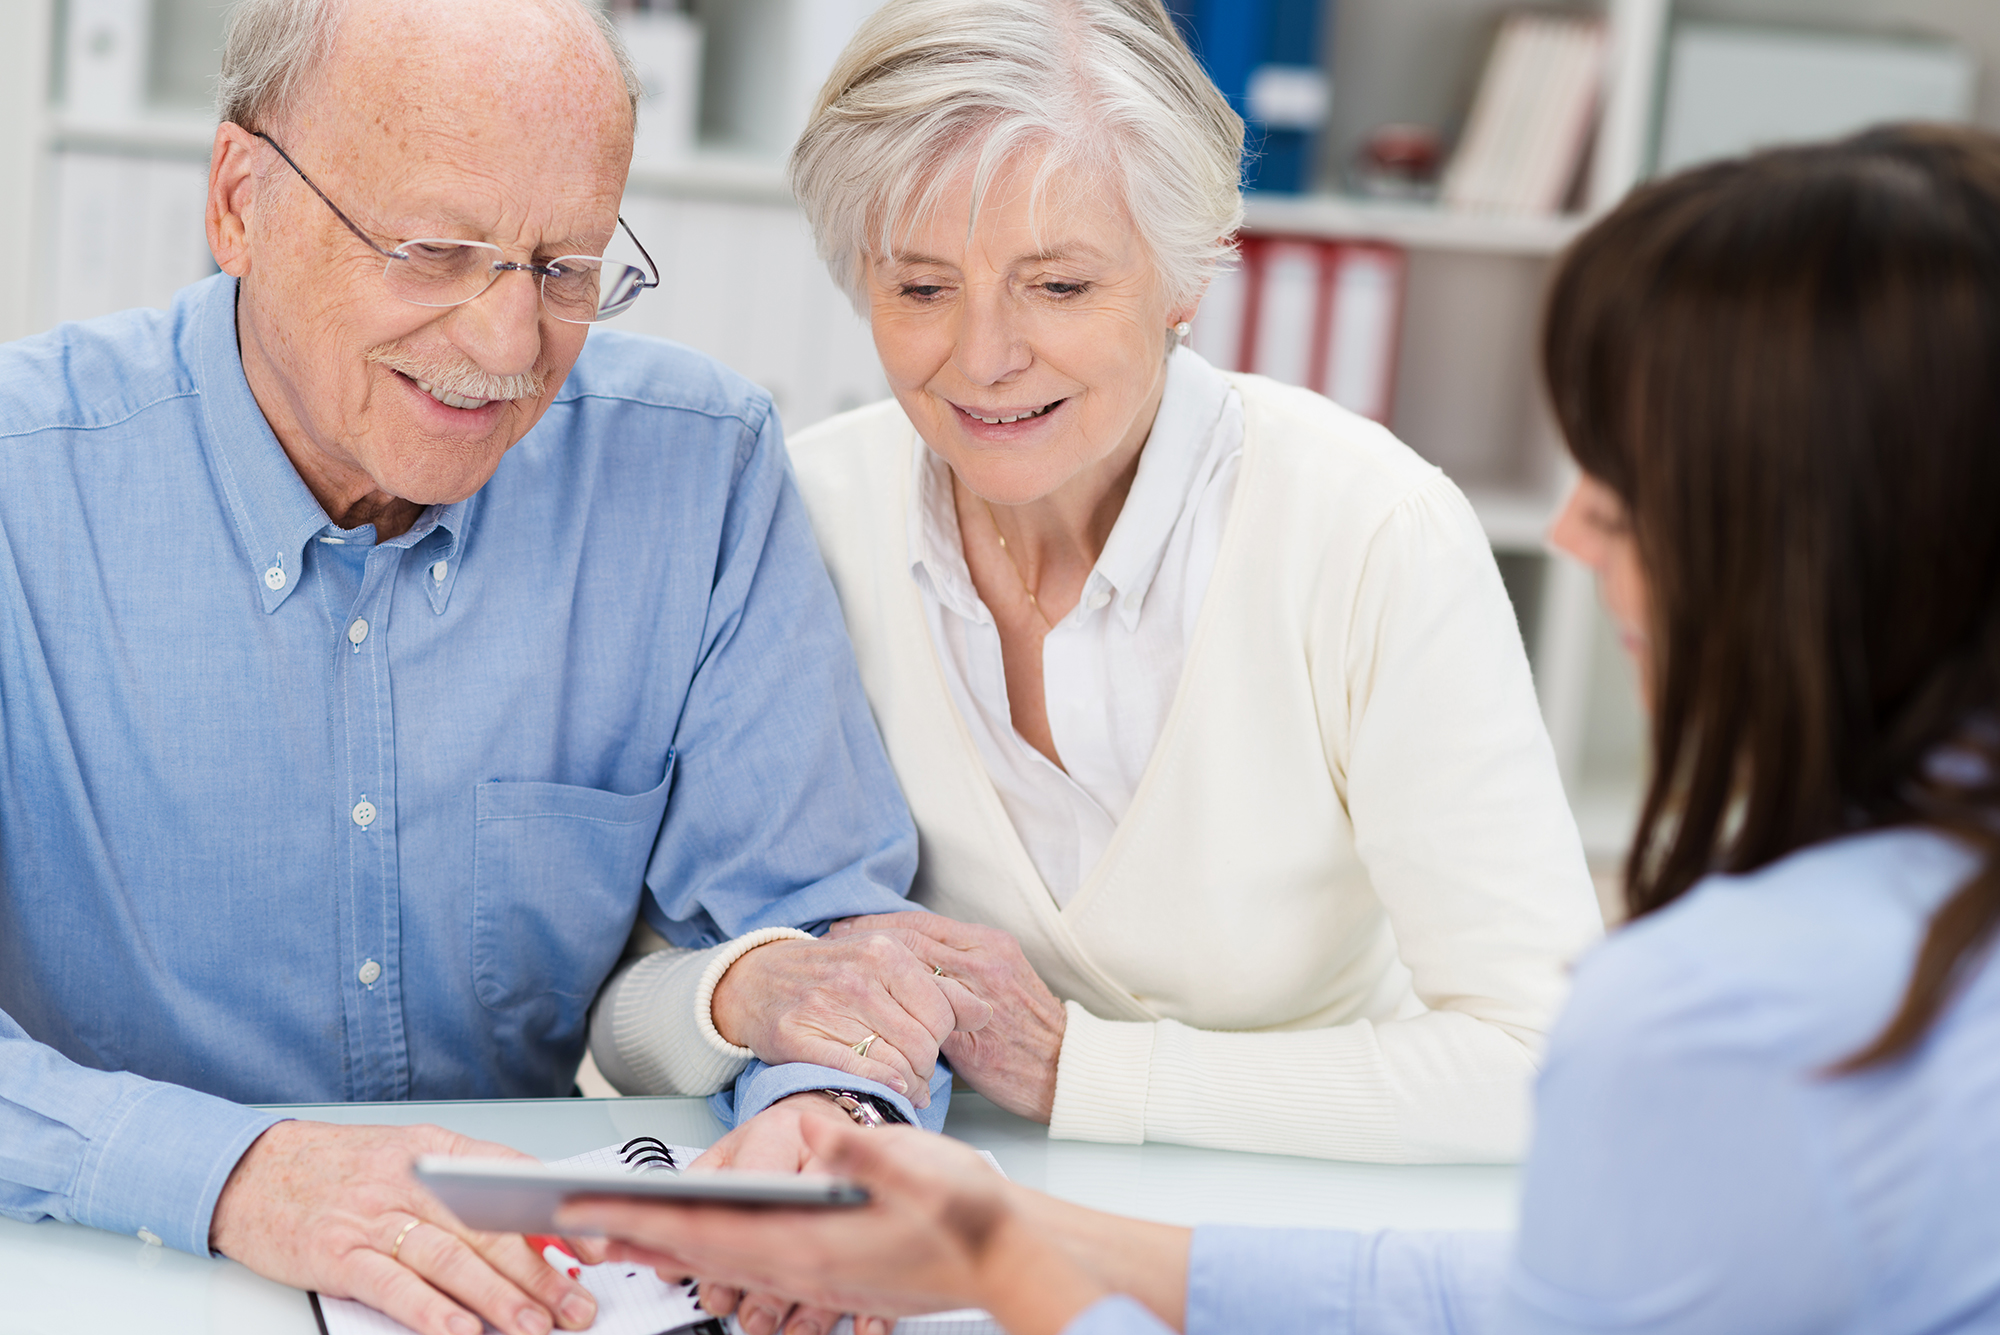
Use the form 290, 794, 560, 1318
0, 0, 980, 1332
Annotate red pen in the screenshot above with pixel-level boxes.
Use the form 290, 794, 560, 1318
525, 1234, 583, 1279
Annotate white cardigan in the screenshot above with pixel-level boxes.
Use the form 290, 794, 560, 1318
786, 376, 1603, 1163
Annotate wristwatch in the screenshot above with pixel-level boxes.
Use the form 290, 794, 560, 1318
816, 1089, 908, 1127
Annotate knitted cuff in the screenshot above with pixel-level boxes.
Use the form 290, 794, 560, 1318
694, 926, 816, 1059
1047, 1000, 1154, 1145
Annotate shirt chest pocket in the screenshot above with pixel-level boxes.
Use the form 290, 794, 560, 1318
472, 755, 674, 1013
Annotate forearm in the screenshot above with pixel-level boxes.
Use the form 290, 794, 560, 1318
973, 1207, 1118, 1335
1012, 1189, 1191, 1331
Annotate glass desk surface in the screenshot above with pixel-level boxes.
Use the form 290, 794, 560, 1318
0, 1094, 1519, 1335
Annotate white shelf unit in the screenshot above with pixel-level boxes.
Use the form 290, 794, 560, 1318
8, 0, 2000, 864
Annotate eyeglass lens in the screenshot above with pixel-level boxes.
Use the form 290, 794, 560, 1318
383, 240, 651, 323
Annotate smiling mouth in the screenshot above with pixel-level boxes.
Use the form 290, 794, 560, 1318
960, 400, 1063, 425
405, 373, 494, 412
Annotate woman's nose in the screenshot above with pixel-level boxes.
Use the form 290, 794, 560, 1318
950, 295, 1032, 386
1547, 480, 1604, 569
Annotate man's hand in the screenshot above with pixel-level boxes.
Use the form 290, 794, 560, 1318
829, 914, 1067, 1122
557, 1121, 1108, 1335
209, 1121, 604, 1335
711, 933, 992, 1109
680, 1092, 889, 1335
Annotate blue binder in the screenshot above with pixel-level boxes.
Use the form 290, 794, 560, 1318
1166, 0, 1329, 193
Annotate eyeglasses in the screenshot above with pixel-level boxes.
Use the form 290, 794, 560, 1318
254, 131, 659, 324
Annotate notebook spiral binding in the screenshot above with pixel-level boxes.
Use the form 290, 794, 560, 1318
620, 1135, 678, 1173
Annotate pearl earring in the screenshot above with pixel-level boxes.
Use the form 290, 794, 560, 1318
1173, 321, 1191, 340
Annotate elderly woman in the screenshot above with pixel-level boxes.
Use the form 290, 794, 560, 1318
596, 0, 1599, 1166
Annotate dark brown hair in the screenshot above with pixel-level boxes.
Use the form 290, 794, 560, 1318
1542, 124, 2000, 1066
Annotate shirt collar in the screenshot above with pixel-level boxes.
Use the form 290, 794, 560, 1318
907, 434, 990, 625
1090, 345, 1231, 628
907, 345, 1231, 631
183, 275, 473, 614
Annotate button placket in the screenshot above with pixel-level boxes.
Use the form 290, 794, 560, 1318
333, 545, 410, 1099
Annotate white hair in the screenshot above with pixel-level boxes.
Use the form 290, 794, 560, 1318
216, 0, 640, 132
788, 0, 1245, 311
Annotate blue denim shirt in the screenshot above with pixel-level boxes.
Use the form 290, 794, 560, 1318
0, 274, 922, 1254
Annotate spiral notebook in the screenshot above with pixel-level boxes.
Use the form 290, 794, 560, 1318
310, 1137, 1003, 1335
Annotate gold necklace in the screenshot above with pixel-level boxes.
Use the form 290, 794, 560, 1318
980, 497, 1053, 630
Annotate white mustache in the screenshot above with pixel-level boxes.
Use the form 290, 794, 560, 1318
365, 344, 545, 404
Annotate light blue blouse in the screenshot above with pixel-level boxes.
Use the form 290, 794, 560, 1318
1065, 827, 2000, 1333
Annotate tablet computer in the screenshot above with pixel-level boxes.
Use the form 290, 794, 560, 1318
416, 1156, 869, 1235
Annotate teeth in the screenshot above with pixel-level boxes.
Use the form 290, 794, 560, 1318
414, 377, 492, 411
966, 402, 1057, 425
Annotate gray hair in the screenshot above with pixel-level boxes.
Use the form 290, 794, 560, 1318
789, 0, 1245, 311
216, 0, 641, 132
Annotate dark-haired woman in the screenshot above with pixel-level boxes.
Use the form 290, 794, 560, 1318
556, 122, 2000, 1335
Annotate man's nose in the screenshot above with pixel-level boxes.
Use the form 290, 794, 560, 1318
447, 268, 545, 377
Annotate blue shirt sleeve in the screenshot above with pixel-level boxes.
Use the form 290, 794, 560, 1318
1062, 1295, 1179, 1335
707, 1058, 953, 1132
1185, 1225, 1509, 1335
0, 1007, 283, 1256
636, 402, 918, 948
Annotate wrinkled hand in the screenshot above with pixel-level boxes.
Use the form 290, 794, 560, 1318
209, 1121, 605, 1335
711, 933, 991, 1109
677, 1093, 892, 1335
558, 1120, 1106, 1335
830, 914, 1067, 1122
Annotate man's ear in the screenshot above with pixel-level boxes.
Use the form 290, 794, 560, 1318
207, 123, 265, 279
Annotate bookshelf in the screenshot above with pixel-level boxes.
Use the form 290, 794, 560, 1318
7, 0, 1999, 863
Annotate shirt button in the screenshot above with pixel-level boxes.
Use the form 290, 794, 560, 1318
263, 566, 286, 591
352, 800, 377, 828
347, 618, 369, 645
431, 560, 449, 582
1087, 590, 1111, 611
357, 959, 382, 986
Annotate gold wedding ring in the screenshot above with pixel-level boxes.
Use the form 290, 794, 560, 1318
389, 1216, 425, 1263
932, 964, 944, 977
851, 1032, 879, 1058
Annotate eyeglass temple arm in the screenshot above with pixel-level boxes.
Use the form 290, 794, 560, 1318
256, 128, 658, 288
618, 216, 662, 289
251, 130, 407, 263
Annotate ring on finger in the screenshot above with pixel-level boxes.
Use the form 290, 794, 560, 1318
851, 1032, 878, 1058
932, 964, 944, 978
389, 1216, 425, 1263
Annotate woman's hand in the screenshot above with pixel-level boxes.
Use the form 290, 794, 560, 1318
676, 1092, 884, 1335
830, 914, 1068, 1122
711, 934, 993, 1109
557, 1121, 1109, 1335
